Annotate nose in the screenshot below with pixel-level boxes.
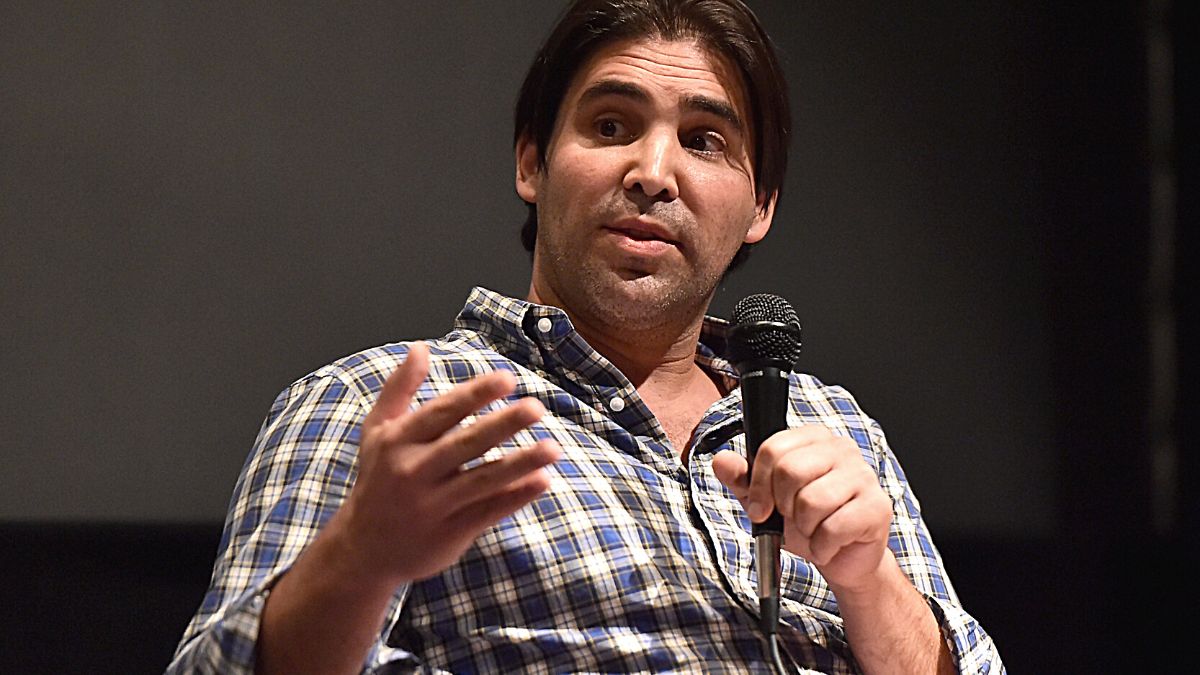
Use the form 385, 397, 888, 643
622, 130, 679, 203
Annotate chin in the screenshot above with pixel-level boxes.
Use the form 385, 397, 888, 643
589, 272, 709, 327
540, 250, 716, 330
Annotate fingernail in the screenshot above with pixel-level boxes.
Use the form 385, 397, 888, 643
527, 398, 546, 417
747, 500, 761, 520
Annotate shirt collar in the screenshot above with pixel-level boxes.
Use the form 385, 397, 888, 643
452, 286, 738, 386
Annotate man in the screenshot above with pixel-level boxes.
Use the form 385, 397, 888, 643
169, 1, 1004, 673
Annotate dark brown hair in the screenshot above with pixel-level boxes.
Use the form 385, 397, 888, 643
514, 0, 791, 271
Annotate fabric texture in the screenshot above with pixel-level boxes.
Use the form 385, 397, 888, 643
168, 287, 1004, 674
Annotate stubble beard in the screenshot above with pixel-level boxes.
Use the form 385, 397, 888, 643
537, 225, 728, 339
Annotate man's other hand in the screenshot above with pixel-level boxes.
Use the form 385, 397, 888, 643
711, 426, 893, 595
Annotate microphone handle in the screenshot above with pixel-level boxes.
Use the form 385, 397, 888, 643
741, 364, 788, 536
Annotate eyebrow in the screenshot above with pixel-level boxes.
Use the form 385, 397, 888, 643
578, 79, 745, 133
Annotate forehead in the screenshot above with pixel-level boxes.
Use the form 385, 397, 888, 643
564, 37, 751, 119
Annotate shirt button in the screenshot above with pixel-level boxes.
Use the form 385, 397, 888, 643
536, 317, 553, 333
608, 396, 625, 412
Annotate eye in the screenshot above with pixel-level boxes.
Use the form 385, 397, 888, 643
596, 118, 629, 140
683, 130, 726, 154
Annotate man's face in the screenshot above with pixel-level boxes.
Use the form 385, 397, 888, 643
517, 38, 773, 333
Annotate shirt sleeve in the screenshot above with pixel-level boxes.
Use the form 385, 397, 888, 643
869, 418, 1007, 674
165, 366, 413, 674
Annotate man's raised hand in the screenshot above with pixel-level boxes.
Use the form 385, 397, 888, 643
336, 342, 561, 586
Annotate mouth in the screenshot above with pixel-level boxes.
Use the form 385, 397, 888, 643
604, 218, 679, 246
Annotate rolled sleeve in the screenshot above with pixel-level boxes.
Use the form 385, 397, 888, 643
869, 420, 1006, 673
925, 593, 1006, 674
167, 585, 272, 674
167, 365, 378, 673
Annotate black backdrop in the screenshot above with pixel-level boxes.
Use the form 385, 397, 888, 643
0, 1, 1194, 671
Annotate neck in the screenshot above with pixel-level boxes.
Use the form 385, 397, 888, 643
580, 314, 704, 389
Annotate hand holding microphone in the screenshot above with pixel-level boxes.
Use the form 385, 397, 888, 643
720, 294, 802, 639
712, 295, 895, 639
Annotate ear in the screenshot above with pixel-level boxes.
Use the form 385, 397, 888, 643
743, 191, 776, 244
515, 134, 541, 204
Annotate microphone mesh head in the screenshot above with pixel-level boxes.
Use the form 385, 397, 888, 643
728, 294, 802, 367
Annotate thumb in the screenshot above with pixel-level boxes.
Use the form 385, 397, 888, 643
711, 450, 750, 504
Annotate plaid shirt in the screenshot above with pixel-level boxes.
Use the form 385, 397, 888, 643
169, 287, 1003, 674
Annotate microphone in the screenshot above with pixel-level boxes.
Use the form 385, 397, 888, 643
727, 294, 802, 661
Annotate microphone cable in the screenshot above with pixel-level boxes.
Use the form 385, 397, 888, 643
767, 632, 788, 675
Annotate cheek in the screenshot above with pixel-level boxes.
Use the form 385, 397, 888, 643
693, 184, 758, 237
549, 143, 614, 186
690, 167, 756, 209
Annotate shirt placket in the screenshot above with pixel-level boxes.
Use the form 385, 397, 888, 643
687, 399, 762, 617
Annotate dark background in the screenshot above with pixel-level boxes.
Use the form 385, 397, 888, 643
0, 1, 1193, 672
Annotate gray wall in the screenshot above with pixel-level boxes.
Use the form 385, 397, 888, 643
1, 1, 1059, 535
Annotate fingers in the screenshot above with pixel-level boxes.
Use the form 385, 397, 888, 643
366, 343, 430, 427
745, 428, 893, 580
346, 351, 562, 585
390, 368, 518, 444
452, 440, 561, 507
747, 426, 833, 522
427, 397, 548, 476
364, 352, 550, 493
786, 470, 858, 536
805, 498, 882, 565
446, 441, 562, 533
449, 472, 552, 538
730, 425, 893, 579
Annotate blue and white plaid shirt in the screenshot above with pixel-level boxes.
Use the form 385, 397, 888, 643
169, 287, 1003, 674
